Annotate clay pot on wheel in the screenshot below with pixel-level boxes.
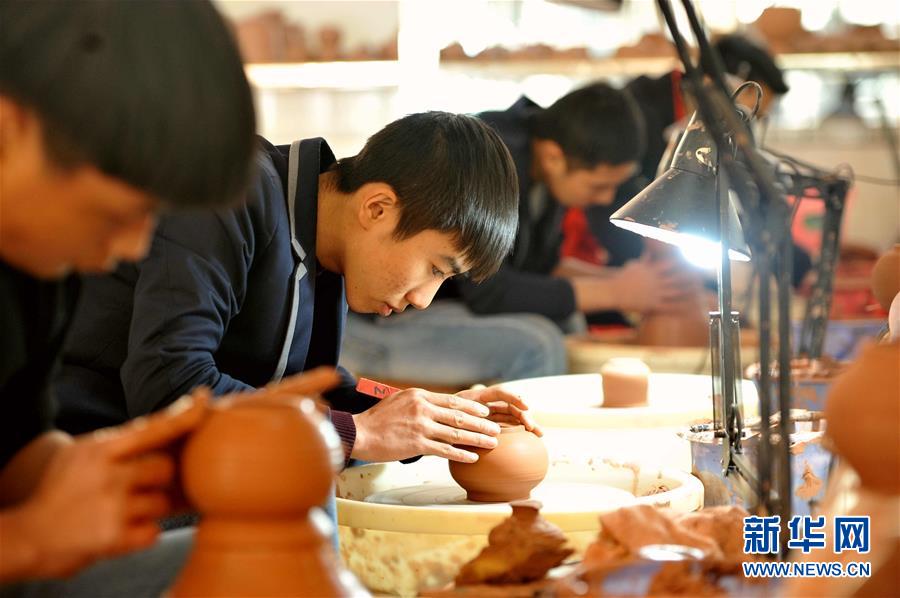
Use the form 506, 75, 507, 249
824, 341, 900, 495
169, 397, 362, 597
636, 240, 709, 348
449, 425, 549, 502
637, 302, 710, 347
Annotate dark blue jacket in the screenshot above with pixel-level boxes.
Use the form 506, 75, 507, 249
56, 138, 371, 459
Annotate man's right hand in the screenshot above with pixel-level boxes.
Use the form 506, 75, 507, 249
0, 394, 206, 582
350, 388, 502, 463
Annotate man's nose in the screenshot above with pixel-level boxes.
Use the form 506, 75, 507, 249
405, 278, 443, 310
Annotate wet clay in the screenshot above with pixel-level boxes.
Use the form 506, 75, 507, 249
582, 505, 750, 569
647, 562, 726, 596
455, 500, 574, 586
168, 370, 364, 597
449, 425, 548, 502
825, 341, 900, 495
600, 358, 650, 408
556, 505, 751, 597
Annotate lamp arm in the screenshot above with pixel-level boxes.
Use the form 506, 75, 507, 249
657, 0, 795, 538
798, 179, 850, 357
677, 0, 732, 99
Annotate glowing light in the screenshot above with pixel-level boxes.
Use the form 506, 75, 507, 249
611, 220, 751, 265
679, 236, 727, 270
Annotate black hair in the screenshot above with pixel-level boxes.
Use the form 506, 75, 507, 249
531, 82, 646, 170
334, 112, 518, 282
0, 0, 256, 208
712, 34, 789, 95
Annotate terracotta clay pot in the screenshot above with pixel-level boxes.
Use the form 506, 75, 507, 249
600, 358, 650, 408
169, 397, 360, 597
824, 341, 900, 495
636, 308, 710, 347
449, 425, 549, 502
636, 241, 709, 348
871, 244, 900, 312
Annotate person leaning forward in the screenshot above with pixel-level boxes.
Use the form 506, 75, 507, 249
56, 112, 539, 468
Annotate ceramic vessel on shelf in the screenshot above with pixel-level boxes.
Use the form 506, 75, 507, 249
449, 424, 549, 502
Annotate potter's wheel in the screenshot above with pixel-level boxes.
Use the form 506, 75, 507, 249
365, 482, 634, 510
497, 373, 759, 471
500, 373, 759, 428
566, 333, 760, 375
336, 456, 703, 596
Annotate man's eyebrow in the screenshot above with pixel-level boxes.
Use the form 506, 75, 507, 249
442, 255, 463, 276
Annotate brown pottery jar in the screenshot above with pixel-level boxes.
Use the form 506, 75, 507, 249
449, 424, 549, 502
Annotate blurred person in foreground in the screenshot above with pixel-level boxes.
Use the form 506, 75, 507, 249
0, 1, 256, 595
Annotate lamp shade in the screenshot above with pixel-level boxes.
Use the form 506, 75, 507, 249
610, 113, 750, 261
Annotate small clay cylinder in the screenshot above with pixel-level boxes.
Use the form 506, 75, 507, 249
600, 358, 651, 408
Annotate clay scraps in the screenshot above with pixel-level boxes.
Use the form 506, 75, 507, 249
553, 504, 752, 596
455, 500, 574, 586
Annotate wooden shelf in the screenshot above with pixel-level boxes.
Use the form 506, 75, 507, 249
245, 61, 400, 90
439, 51, 900, 79
244, 51, 899, 90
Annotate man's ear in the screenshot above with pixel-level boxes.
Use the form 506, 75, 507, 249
356, 182, 400, 231
534, 139, 568, 177
0, 98, 45, 168
0, 97, 27, 163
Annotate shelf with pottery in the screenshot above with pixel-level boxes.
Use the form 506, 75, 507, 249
244, 60, 402, 90
437, 50, 900, 80
242, 50, 899, 91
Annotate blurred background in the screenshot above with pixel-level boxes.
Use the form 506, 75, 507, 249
215, 0, 899, 254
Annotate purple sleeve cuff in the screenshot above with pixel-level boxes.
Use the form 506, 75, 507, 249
329, 409, 356, 469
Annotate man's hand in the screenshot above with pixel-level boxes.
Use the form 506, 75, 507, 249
1, 395, 207, 582
611, 257, 700, 313
456, 384, 541, 437
351, 385, 540, 464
